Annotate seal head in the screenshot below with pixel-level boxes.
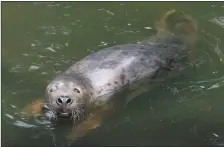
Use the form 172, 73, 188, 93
44, 74, 87, 122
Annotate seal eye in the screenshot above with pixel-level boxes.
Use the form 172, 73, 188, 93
73, 88, 80, 93
49, 83, 59, 92
49, 87, 56, 92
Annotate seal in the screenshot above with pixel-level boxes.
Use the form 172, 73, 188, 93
24, 10, 197, 140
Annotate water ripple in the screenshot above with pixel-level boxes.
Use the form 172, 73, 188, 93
210, 16, 224, 28
10, 64, 25, 73
214, 38, 224, 62
28, 65, 41, 71
5, 114, 14, 120
165, 75, 224, 103
46, 2, 60, 8
13, 120, 38, 128
44, 43, 65, 52
97, 8, 115, 16
38, 25, 72, 36
30, 40, 42, 49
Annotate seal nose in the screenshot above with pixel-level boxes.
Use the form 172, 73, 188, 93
56, 96, 73, 105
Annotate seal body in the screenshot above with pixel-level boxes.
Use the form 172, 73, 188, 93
44, 41, 188, 122
64, 42, 187, 101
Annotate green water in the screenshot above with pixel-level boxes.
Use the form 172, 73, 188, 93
2, 2, 224, 146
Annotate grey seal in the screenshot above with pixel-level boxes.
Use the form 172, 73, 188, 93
24, 10, 197, 140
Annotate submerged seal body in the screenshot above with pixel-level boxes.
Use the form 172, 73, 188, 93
39, 10, 197, 137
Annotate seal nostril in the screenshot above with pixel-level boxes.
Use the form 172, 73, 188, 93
66, 98, 72, 104
57, 98, 63, 105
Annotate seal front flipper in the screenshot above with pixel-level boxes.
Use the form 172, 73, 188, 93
66, 103, 115, 141
66, 115, 102, 141
22, 98, 45, 119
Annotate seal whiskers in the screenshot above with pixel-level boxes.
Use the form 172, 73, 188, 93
70, 105, 85, 124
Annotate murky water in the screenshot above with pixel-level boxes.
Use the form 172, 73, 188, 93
2, 2, 224, 146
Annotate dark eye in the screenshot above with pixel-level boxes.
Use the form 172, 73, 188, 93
73, 88, 80, 93
49, 87, 56, 92
49, 83, 59, 92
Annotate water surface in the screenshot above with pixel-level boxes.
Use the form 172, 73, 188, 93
2, 2, 224, 146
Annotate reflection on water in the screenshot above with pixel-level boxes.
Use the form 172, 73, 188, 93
2, 1, 224, 146
210, 16, 224, 28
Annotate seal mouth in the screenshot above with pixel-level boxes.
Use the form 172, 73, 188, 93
58, 109, 71, 118
59, 112, 70, 117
